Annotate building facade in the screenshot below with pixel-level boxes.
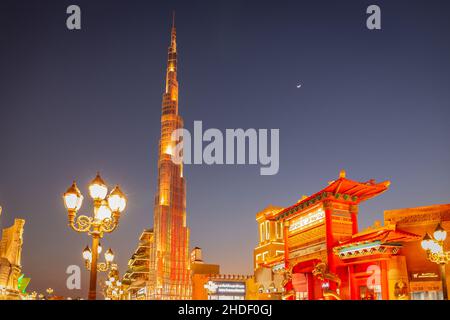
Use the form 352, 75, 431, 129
151, 18, 191, 299
253, 205, 285, 299
384, 204, 450, 300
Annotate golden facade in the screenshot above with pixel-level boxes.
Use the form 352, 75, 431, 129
253, 205, 285, 298
384, 204, 450, 300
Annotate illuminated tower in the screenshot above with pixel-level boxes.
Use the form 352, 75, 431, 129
152, 15, 191, 300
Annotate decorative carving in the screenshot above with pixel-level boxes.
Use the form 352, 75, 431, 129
282, 268, 292, 288
312, 262, 341, 288
311, 261, 342, 300
394, 280, 408, 299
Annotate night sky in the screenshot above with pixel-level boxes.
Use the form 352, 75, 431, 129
1, 0, 450, 298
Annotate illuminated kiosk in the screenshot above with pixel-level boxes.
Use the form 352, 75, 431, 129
272, 170, 401, 300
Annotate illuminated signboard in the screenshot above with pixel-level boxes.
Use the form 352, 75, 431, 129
411, 272, 440, 281
289, 208, 325, 233
205, 281, 246, 296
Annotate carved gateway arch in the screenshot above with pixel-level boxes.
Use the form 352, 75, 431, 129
284, 258, 342, 300
275, 171, 389, 300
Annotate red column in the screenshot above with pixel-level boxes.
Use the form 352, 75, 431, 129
283, 220, 294, 299
348, 265, 358, 300
307, 273, 314, 300
283, 220, 290, 269
350, 204, 358, 235
324, 202, 337, 292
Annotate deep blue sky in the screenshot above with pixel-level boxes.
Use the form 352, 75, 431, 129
0, 0, 449, 298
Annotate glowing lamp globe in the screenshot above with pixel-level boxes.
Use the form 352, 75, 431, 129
429, 241, 443, 254
108, 186, 127, 213
82, 246, 92, 261
63, 182, 83, 211
97, 242, 103, 254
89, 173, 108, 201
104, 248, 114, 263
421, 233, 433, 251
96, 201, 112, 221
434, 223, 447, 242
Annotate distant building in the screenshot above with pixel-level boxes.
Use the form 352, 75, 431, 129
191, 247, 220, 275
190, 247, 256, 300
190, 247, 220, 300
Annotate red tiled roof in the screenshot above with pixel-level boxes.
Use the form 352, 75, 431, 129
274, 172, 390, 220
335, 226, 421, 249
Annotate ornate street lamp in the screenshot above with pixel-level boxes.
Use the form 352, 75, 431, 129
421, 223, 449, 300
63, 172, 127, 300
103, 265, 124, 300
82, 245, 115, 272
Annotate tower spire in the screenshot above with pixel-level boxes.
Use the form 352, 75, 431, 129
165, 13, 178, 97
172, 11, 175, 29
170, 11, 176, 52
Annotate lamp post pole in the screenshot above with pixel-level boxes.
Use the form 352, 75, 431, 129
88, 233, 100, 300
440, 263, 448, 300
83, 239, 115, 300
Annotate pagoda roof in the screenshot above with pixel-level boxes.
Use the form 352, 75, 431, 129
322, 172, 390, 202
274, 170, 390, 221
334, 224, 422, 251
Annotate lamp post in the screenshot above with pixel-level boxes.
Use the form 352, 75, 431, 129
63, 172, 127, 300
421, 223, 449, 300
82, 245, 115, 272
103, 265, 124, 300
